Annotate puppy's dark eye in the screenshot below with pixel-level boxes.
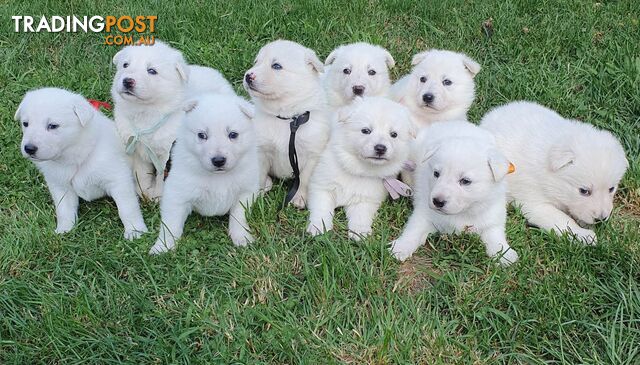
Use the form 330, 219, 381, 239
368, 69, 376, 76
343, 68, 351, 75
197, 132, 207, 140
123, 62, 129, 68
228, 131, 239, 140
22, 122, 28, 127
419, 76, 427, 83
147, 68, 157, 75
609, 187, 615, 193
390, 131, 398, 138
433, 171, 440, 178
272, 63, 282, 70
361, 128, 371, 135
47, 123, 59, 130
459, 178, 472, 186
442, 79, 452, 86
579, 188, 592, 196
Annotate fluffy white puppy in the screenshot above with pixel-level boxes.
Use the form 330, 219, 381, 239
323, 42, 395, 107
390, 121, 518, 266
243, 39, 331, 208
306, 97, 414, 240
481, 101, 628, 244
16, 88, 148, 240
111, 40, 234, 200
390, 49, 481, 129
149, 94, 259, 254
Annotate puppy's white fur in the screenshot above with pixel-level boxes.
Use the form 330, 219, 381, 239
323, 42, 395, 107
150, 94, 259, 254
111, 40, 234, 200
390, 49, 480, 129
480, 101, 628, 244
306, 97, 414, 240
243, 39, 331, 208
16, 88, 148, 239
390, 121, 518, 266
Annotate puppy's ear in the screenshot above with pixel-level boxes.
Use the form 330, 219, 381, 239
420, 144, 439, 162
238, 100, 255, 119
73, 100, 95, 127
14, 99, 24, 121
461, 55, 481, 78
548, 145, 575, 171
175, 61, 189, 83
305, 49, 324, 73
112, 48, 126, 66
487, 149, 510, 182
383, 49, 396, 69
324, 47, 341, 66
183, 99, 198, 113
335, 104, 356, 123
411, 50, 430, 66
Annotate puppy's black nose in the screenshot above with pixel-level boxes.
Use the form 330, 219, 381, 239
432, 197, 446, 208
374, 144, 387, 155
122, 78, 135, 90
422, 93, 435, 104
24, 144, 38, 156
244, 73, 255, 84
211, 156, 227, 168
352, 85, 365, 96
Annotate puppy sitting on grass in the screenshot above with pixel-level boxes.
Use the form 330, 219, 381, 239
111, 40, 234, 200
306, 97, 414, 240
149, 94, 259, 254
323, 42, 395, 108
390, 121, 518, 266
16, 88, 148, 240
243, 40, 331, 209
481, 101, 629, 244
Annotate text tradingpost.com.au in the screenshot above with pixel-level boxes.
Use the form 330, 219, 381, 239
11, 15, 157, 45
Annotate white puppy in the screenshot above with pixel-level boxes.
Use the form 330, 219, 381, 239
111, 40, 234, 200
480, 101, 628, 244
16, 88, 148, 240
306, 97, 414, 240
390, 121, 518, 266
390, 49, 480, 129
243, 39, 331, 208
149, 94, 259, 254
323, 42, 395, 107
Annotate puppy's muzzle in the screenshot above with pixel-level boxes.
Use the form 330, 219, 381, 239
24, 144, 38, 156
432, 197, 446, 208
244, 73, 256, 84
122, 78, 136, 90
422, 92, 435, 104
352, 85, 365, 96
211, 156, 227, 168
374, 144, 387, 156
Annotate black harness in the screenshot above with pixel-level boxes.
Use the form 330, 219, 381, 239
276, 111, 310, 207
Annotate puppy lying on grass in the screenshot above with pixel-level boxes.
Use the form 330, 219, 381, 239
306, 97, 414, 240
149, 94, 259, 254
16, 88, 148, 240
390, 121, 518, 266
481, 101, 629, 244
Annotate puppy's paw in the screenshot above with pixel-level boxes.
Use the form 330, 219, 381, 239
497, 248, 519, 267
230, 231, 254, 247
574, 228, 597, 245
390, 239, 415, 262
55, 222, 75, 234
124, 229, 145, 241
348, 228, 371, 241
291, 193, 307, 209
306, 223, 326, 237
149, 239, 174, 255
262, 176, 273, 193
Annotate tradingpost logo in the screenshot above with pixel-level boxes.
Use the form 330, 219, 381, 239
11, 15, 158, 45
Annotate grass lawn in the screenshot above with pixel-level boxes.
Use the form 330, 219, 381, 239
1, 0, 639, 363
